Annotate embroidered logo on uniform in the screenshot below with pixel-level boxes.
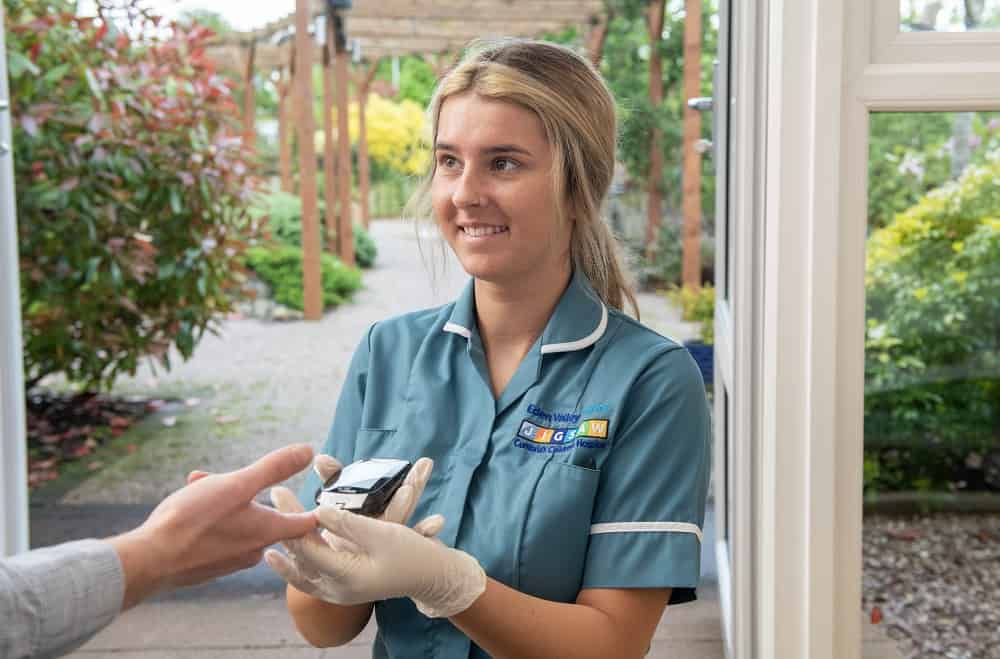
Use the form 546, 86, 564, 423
513, 417, 611, 453
575, 419, 609, 448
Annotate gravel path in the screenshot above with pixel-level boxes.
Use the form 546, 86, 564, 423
61, 219, 697, 504
863, 513, 1000, 659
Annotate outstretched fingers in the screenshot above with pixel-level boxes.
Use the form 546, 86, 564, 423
232, 444, 314, 502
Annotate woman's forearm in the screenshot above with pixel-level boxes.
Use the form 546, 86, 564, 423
450, 579, 660, 659
286, 585, 373, 647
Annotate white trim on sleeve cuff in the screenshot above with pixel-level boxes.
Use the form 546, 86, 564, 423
589, 521, 703, 543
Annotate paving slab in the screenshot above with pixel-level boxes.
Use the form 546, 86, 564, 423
36, 502, 719, 658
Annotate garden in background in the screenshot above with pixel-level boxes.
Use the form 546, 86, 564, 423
862, 109, 1000, 659
5, 0, 375, 488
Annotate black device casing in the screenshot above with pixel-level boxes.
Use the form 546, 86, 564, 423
314, 458, 411, 517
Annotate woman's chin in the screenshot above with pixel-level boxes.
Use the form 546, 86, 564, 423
455, 255, 515, 283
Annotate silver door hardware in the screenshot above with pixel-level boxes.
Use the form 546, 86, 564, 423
687, 97, 713, 112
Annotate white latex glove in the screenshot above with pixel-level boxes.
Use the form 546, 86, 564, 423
269, 507, 487, 619
267, 455, 440, 601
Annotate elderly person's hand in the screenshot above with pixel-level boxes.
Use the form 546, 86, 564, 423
107, 444, 317, 609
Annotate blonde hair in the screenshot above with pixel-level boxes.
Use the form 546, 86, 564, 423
406, 38, 639, 318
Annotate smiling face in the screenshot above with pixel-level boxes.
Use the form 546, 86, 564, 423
431, 93, 572, 288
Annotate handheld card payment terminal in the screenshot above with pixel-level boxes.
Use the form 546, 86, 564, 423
314, 458, 411, 517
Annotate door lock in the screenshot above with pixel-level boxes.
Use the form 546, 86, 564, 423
687, 97, 713, 112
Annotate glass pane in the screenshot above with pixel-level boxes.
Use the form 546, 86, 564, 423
863, 111, 1000, 658
900, 0, 1000, 31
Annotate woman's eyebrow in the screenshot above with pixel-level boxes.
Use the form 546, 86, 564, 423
434, 142, 533, 157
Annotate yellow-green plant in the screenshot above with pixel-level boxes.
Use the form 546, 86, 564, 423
315, 94, 429, 177
864, 157, 1000, 487
666, 285, 715, 345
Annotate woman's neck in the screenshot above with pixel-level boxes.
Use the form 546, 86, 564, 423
474, 260, 572, 358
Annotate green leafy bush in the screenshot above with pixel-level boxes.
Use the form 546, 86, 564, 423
7, 0, 258, 390
253, 190, 308, 247
353, 224, 377, 268
666, 285, 715, 345
244, 246, 361, 312
252, 190, 377, 268
864, 158, 1000, 491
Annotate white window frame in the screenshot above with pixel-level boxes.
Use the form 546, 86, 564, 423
749, 0, 1000, 658
713, 0, 764, 656
0, 2, 30, 558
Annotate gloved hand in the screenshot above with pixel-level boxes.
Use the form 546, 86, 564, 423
269, 507, 487, 619
267, 455, 441, 602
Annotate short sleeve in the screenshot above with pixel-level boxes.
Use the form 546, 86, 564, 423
581, 347, 712, 605
297, 325, 374, 510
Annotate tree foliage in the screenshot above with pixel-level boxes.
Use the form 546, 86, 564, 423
864, 156, 1000, 481
868, 112, 1000, 229
6, 0, 259, 390
599, 0, 717, 215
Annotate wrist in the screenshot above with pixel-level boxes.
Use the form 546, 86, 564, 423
412, 548, 487, 619
106, 527, 170, 609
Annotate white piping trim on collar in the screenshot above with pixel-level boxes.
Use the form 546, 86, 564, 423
540, 303, 608, 354
589, 521, 703, 543
442, 322, 471, 339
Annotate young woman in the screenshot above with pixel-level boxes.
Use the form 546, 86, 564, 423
267, 38, 711, 659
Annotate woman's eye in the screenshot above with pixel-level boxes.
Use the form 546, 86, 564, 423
439, 155, 460, 169
493, 157, 519, 172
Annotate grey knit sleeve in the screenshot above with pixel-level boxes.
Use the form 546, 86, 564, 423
0, 539, 125, 659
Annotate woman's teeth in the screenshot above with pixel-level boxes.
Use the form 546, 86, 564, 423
462, 226, 509, 237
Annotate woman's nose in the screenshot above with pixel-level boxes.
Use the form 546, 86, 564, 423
451, 170, 486, 208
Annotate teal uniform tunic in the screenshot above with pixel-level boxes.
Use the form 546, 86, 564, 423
299, 269, 712, 658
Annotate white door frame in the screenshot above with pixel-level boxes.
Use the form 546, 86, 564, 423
0, 2, 31, 557
712, 0, 762, 656
740, 1, 1000, 658
756, 0, 862, 655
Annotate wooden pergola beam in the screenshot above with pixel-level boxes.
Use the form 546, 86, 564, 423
205, 0, 606, 71
241, 41, 256, 151
322, 24, 338, 255
353, 59, 380, 228
207, 0, 602, 43
681, 0, 702, 289
333, 11, 355, 267
294, 0, 323, 320
277, 65, 294, 193
645, 0, 665, 261
586, 12, 610, 66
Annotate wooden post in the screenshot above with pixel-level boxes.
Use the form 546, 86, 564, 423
294, 0, 323, 320
586, 11, 611, 66
322, 21, 338, 252
681, 0, 702, 289
333, 13, 355, 267
278, 64, 294, 194
644, 0, 665, 261
354, 60, 379, 227
241, 41, 256, 151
